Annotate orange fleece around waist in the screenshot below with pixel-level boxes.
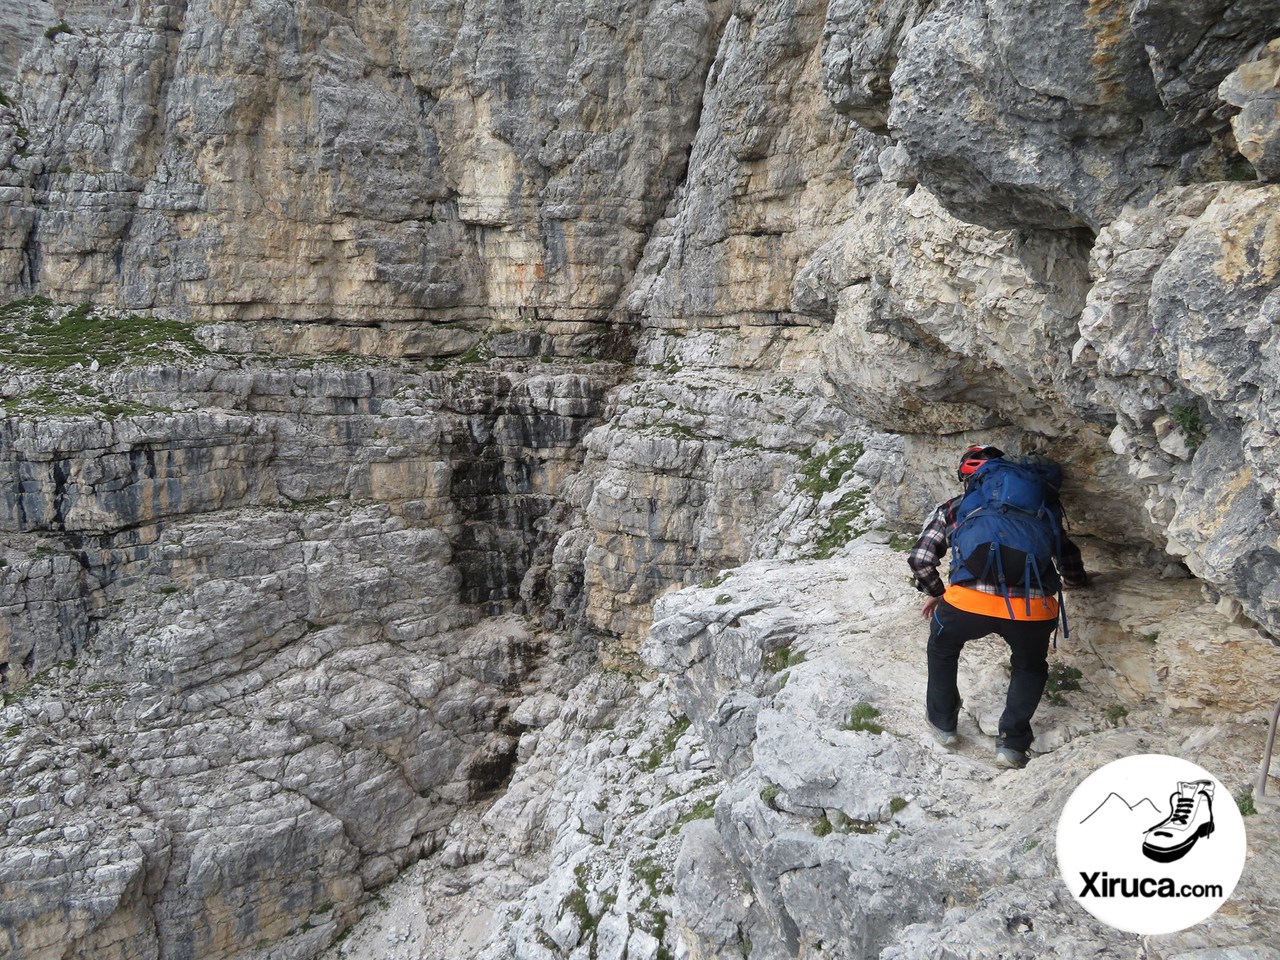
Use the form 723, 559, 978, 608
943, 584, 1059, 621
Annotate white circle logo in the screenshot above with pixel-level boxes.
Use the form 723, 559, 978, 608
1056, 754, 1247, 934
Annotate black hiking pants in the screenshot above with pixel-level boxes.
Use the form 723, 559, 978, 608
925, 599, 1054, 753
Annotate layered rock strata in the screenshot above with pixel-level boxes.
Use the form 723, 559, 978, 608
0, 0, 729, 326
0, 0, 51, 86
1, 0, 1280, 958
563, 0, 891, 658
2, 0, 1276, 646
0, 333, 626, 959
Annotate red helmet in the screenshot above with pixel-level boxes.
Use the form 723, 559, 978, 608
957, 444, 1004, 481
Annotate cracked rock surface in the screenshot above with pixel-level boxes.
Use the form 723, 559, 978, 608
327, 534, 1280, 959
2, 0, 1280, 958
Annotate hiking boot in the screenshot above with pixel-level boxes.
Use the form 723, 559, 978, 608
1142, 780, 1215, 863
928, 720, 957, 747
995, 745, 1029, 769
927, 695, 962, 746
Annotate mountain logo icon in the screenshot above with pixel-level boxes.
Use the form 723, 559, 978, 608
1079, 792, 1162, 826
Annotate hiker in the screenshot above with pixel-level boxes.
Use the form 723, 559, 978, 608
908, 445, 1090, 769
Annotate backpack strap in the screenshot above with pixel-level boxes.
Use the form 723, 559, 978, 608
1049, 500, 1070, 642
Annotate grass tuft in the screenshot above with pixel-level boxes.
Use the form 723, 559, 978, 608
640, 715, 691, 772
1236, 787, 1257, 817
762, 645, 805, 673
842, 701, 884, 735
1045, 662, 1083, 706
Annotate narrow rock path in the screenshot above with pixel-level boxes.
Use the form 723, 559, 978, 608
655, 538, 1280, 958
326, 534, 1280, 958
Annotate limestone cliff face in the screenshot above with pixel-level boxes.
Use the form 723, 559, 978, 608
0, 0, 51, 87
1, 0, 726, 330
2, 1, 1280, 959
0, 343, 624, 959
808, 0, 1280, 641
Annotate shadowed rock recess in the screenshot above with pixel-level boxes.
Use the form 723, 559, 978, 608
1, 1, 1279, 959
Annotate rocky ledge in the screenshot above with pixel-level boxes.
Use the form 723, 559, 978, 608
321, 529, 1280, 959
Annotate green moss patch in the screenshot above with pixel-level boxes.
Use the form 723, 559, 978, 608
813, 488, 871, 558
1, 298, 208, 372
640, 715, 691, 772
672, 791, 721, 834
796, 442, 865, 498
2, 382, 157, 420
1046, 662, 1084, 706
842, 702, 884, 735
762, 645, 806, 673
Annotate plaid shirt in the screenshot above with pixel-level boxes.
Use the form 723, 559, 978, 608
907, 495, 1088, 598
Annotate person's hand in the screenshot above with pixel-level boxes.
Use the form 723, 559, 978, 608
921, 596, 942, 619
1064, 574, 1091, 591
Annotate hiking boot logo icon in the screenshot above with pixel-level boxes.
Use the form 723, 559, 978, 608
1142, 779, 1215, 864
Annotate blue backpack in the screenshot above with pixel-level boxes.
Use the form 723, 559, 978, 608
949, 458, 1068, 633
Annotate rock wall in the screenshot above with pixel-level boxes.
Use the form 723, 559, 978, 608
1, 0, 1280, 959
563, 0, 889, 656
0, 0, 51, 87
0, 0, 727, 327
0, 337, 626, 959
808, 0, 1280, 639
